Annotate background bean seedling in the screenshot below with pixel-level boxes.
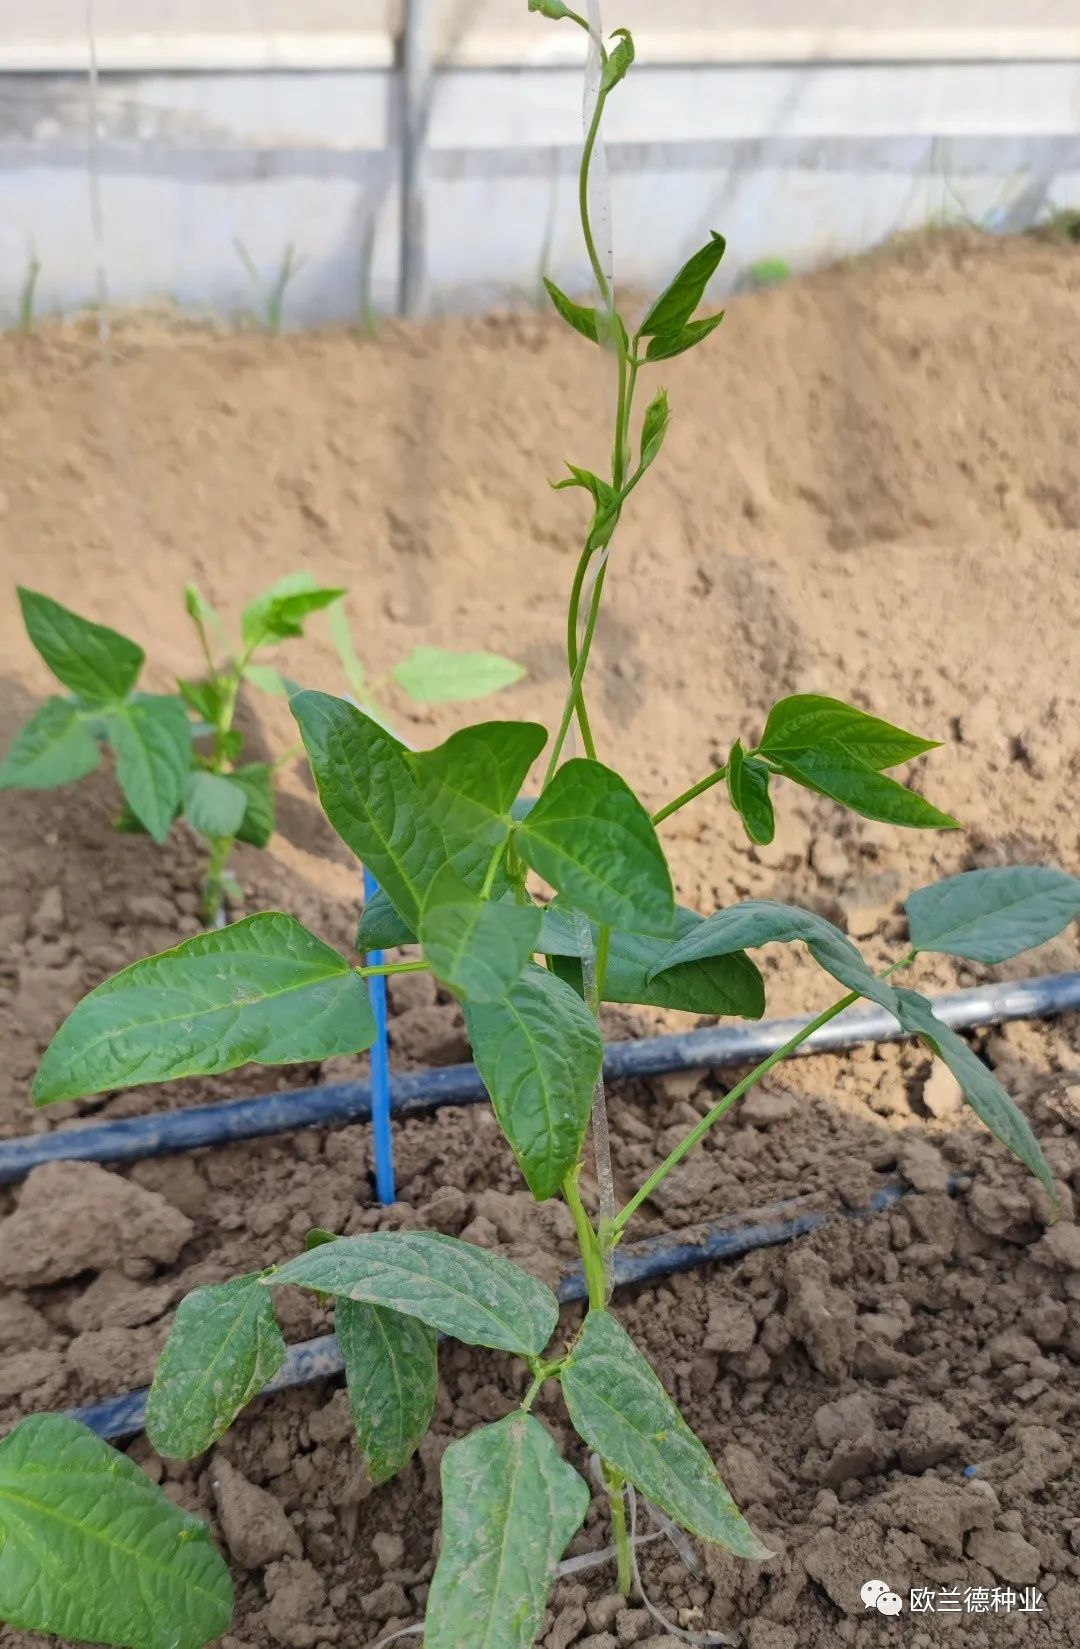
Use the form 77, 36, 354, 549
1, 578, 522, 924
3, 9, 1080, 1649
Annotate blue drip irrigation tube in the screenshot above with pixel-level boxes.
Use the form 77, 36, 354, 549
68, 1183, 909, 1443
3, 971, 1078, 1187
362, 867, 395, 1206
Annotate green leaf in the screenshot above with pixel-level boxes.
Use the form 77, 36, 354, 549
551, 465, 618, 511
356, 885, 417, 953
893, 988, 1055, 1201
639, 232, 726, 338
17, 587, 144, 706
0, 1413, 232, 1649
517, 759, 674, 937
326, 598, 368, 700
183, 770, 247, 841
649, 898, 899, 1014
644, 312, 725, 362
32, 912, 375, 1105
465, 963, 602, 1199
292, 691, 448, 927
242, 663, 300, 697
600, 27, 635, 91
425, 1414, 590, 1649
726, 738, 774, 846
0, 698, 100, 789
336, 1300, 438, 1483
408, 720, 546, 885
759, 693, 940, 771
106, 694, 193, 844
639, 387, 670, 470
269, 1231, 558, 1357
241, 573, 344, 651
528, 0, 575, 17
146, 1275, 286, 1459
906, 866, 1080, 964
231, 762, 276, 848
539, 906, 765, 1019
542, 277, 599, 344
769, 749, 958, 830
391, 648, 525, 705
177, 676, 226, 724
562, 1311, 770, 1558
421, 867, 541, 1003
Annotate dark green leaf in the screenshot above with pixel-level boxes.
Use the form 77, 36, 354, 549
639, 232, 726, 338
231, 762, 276, 848
269, 1231, 559, 1357
356, 885, 417, 953
759, 693, 940, 770
600, 27, 635, 91
184, 771, 247, 841
542, 278, 599, 344
906, 866, 1080, 964
146, 1275, 286, 1459
517, 759, 674, 937
241, 573, 344, 650
539, 906, 764, 1018
408, 721, 546, 868
421, 867, 541, 1002
644, 312, 725, 362
769, 749, 958, 830
425, 1414, 590, 1649
106, 694, 193, 844
639, 387, 670, 471
649, 898, 899, 1013
562, 1312, 770, 1558
292, 691, 448, 927
894, 988, 1055, 1201
465, 962, 602, 1198
726, 738, 774, 846
391, 648, 525, 704
0, 1413, 233, 1649
17, 587, 144, 706
336, 1300, 438, 1483
32, 912, 375, 1104
0, 698, 100, 789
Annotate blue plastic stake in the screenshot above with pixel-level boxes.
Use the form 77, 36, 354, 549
363, 865, 396, 1205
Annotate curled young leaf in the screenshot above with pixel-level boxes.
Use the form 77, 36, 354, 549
18, 587, 144, 706
241, 572, 344, 651
639, 387, 670, 471
517, 758, 675, 937
600, 27, 635, 92
726, 738, 774, 846
649, 898, 899, 1014
465, 962, 603, 1198
644, 311, 725, 362
269, 1230, 560, 1357
146, 1275, 287, 1459
562, 1311, 770, 1558
425, 1414, 590, 1649
542, 278, 599, 344
528, 0, 576, 17
0, 1414, 233, 1649
33, 912, 376, 1104
639, 232, 726, 339
0, 697, 101, 790
905, 865, 1080, 964
894, 988, 1055, 1204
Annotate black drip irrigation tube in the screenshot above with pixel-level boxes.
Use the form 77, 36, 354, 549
3, 971, 1079, 1186
71, 1183, 911, 1443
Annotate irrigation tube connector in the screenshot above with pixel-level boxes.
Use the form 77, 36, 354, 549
68, 1183, 908, 1444
4, 971, 1078, 1187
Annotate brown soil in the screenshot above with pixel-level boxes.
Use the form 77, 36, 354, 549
1, 228, 1080, 1648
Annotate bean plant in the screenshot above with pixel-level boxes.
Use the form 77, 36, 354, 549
4, 12, 1080, 1649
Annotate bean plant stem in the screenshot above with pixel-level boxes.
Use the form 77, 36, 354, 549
604, 1467, 632, 1595
651, 765, 727, 826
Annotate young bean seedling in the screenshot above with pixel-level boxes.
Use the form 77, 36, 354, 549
4, 11, 1080, 1649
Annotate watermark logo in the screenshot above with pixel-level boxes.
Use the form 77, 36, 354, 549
862, 1580, 904, 1615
